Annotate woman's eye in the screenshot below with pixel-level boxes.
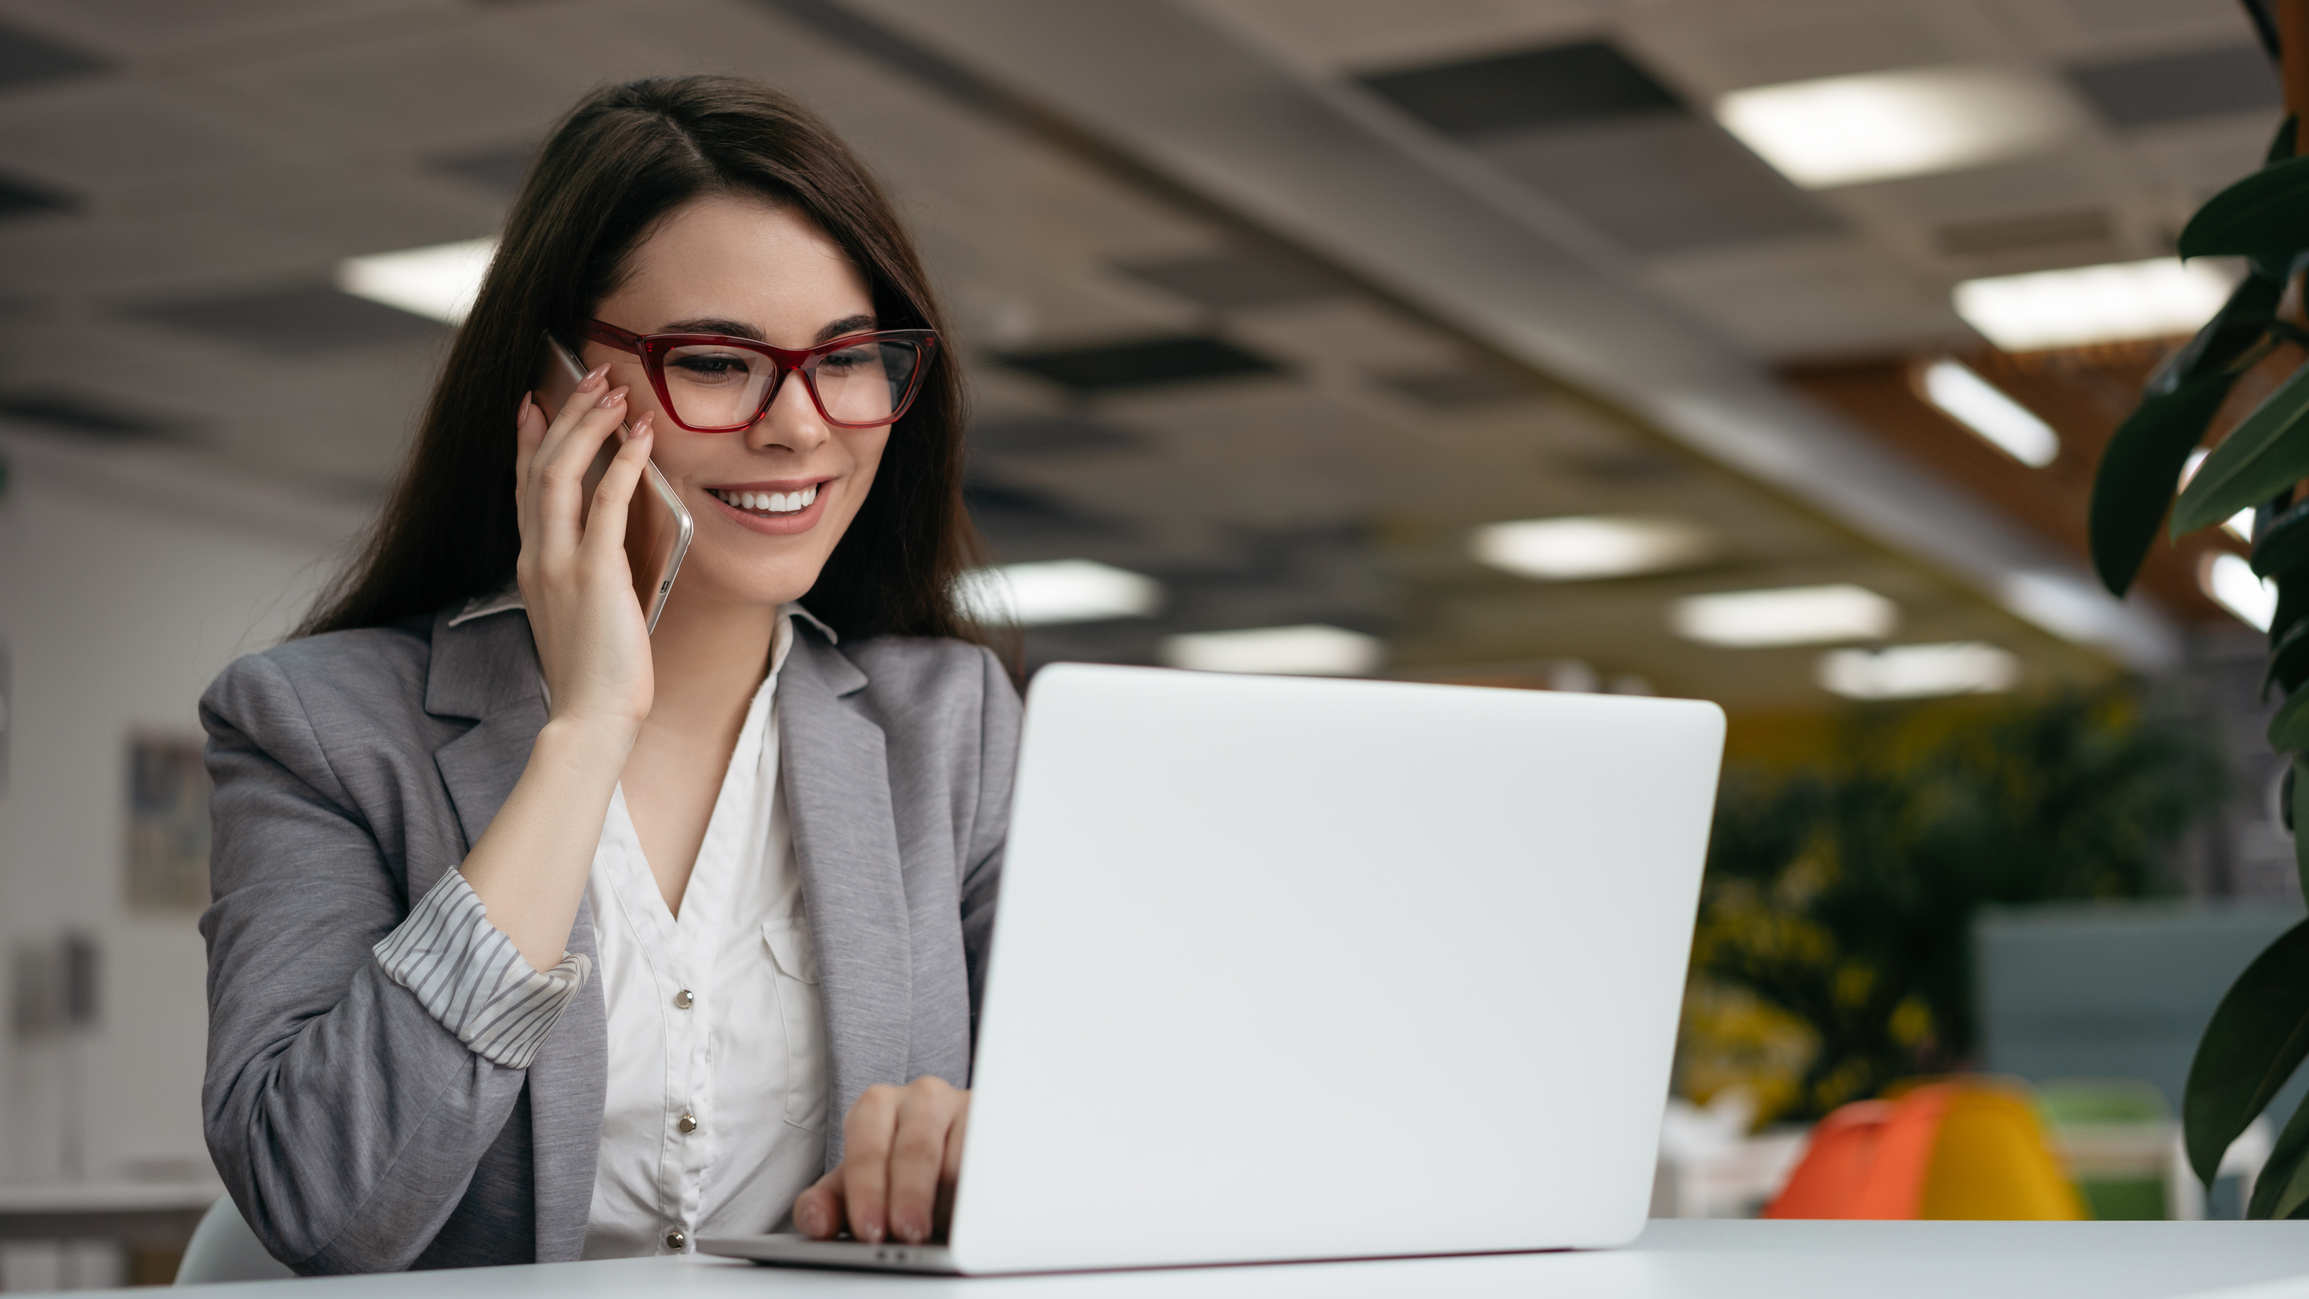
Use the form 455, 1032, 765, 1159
670, 354, 751, 381
818, 348, 875, 374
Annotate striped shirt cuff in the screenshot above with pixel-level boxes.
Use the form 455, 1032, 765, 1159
374, 869, 590, 1070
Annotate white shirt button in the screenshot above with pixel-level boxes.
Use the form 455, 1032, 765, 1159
673, 988, 694, 1009
665, 1228, 687, 1250
678, 1112, 698, 1134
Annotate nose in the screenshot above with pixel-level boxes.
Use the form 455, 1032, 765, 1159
748, 366, 829, 454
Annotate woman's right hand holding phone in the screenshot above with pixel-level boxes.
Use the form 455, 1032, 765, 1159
513, 365, 658, 741
459, 367, 660, 972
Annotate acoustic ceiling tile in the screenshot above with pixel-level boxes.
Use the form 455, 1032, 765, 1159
0, 83, 294, 191
210, 28, 601, 147
1476, 113, 1842, 254
0, 0, 434, 59
1647, 240, 1962, 358
1181, 0, 1594, 73
1626, 4, 1958, 97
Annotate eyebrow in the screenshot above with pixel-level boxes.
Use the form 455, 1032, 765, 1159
659, 314, 881, 345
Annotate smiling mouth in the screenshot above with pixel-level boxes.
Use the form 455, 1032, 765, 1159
709, 484, 819, 515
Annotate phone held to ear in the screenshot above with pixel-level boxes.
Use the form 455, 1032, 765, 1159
537, 332, 695, 634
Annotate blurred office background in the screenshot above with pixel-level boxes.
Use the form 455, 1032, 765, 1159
0, 0, 2296, 1283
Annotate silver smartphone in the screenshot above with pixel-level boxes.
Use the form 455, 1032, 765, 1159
537, 332, 695, 634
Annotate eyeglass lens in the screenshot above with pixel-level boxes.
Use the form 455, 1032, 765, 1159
661, 339, 919, 428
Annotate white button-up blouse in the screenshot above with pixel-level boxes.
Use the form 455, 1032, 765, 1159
373, 598, 831, 1261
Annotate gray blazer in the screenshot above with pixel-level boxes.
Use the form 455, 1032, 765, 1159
198, 606, 1018, 1274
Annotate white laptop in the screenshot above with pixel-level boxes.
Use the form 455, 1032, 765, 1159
702, 663, 1724, 1275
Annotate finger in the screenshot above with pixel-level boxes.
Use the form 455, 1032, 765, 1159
513, 393, 545, 539
886, 1083, 956, 1244
840, 1086, 901, 1244
793, 1167, 845, 1240
933, 1092, 968, 1240
535, 386, 627, 555
532, 361, 613, 479
578, 413, 652, 565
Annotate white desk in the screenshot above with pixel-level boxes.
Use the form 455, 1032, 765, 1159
53, 1219, 2309, 1298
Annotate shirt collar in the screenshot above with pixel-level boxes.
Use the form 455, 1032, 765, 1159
447, 581, 838, 645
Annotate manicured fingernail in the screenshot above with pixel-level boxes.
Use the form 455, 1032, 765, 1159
897, 1215, 925, 1243
632, 412, 653, 436
579, 363, 611, 391
798, 1204, 823, 1236
860, 1221, 884, 1244
597, 385, 628, 409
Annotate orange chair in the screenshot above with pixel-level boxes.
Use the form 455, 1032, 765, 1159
1766, 1080, 2086, 1220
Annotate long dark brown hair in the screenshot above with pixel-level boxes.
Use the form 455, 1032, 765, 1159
299, 76, 984, 643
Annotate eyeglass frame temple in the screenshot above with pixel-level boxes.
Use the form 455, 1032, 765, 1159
576, 318, 939, 432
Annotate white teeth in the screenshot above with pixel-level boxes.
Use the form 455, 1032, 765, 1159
715, 486, 819, 513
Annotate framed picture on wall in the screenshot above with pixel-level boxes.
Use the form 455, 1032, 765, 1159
126, 732, 210, 912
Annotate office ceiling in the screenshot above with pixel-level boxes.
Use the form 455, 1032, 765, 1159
0, 0, 2266, 711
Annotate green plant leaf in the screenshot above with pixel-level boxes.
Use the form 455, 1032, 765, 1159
2181, 153, 2309, 260
2271, 695, 2309, 751
2298, 756, 2309, 905
2172, 361, 2309, 536
2263, 614, 2309, 700
2276, 576, 2309, 646
2147, 275, 2283, 398
2185, 918, 2309, 1185
2090, 375, 2237, 594
2249, 1085, 2309, 1217
2254, 497, 2309, 577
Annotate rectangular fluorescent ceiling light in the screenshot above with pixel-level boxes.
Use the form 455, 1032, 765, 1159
1672, 584, 1897, 648
2201, 553, 2276, 631
1471, 515, 1711, 581
1161, 624, 1383, 676
1953, 258, 2235, 351
955, 559, 1161, 626
1919, 360, 2058, 467
337, 237, 498, 324
1818, 642, 2018, 699
1715, 66, 2072, 189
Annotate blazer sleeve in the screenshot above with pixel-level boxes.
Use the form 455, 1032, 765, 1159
958, 644, 1021, 1051
199, 652, 537, 1275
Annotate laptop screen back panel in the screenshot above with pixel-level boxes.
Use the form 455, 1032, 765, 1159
949, 666, 1724, 1274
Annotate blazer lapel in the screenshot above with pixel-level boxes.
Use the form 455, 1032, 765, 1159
779, 628, 911, 1165
421, 606, 606, 1262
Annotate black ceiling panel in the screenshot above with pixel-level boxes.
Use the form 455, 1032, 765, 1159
1375, 366, 1535, 410
0, 389, 171, 439
2068, 44, 2279, 129
969, 413, 1142, 455
428, 142, 537, 201
0, 171, 73, 219
132, 286, 448, 353
0, 18, 107, 93
1358, 40, 1683, 140
1477, 114, 1842, 254
996, 335, 1284, 393
1113, 246, 1344, 312
963, 477, 1125, 555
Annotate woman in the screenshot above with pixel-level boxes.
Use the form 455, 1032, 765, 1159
199, 76, 1016, 1272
